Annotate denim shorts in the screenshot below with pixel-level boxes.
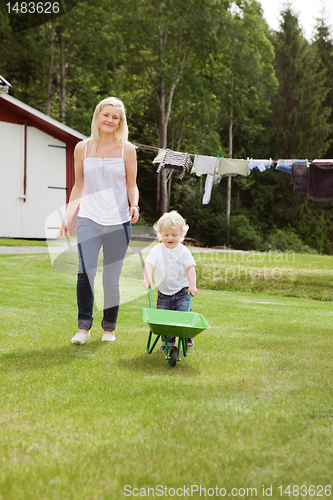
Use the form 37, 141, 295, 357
157, 287, 191, 312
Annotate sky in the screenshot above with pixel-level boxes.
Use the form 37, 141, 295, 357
257, 0, 333, 40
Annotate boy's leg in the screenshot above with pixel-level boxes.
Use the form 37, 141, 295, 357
174, 287, 194, 348
156, 291, 174, 350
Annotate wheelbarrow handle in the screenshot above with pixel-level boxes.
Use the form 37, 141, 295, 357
188, 293, 193, 312
148, 286, 153, 308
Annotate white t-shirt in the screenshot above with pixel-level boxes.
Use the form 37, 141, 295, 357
145, 243, 196, 295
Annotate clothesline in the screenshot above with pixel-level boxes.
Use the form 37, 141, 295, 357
133, 142, 333, 204
132, 141, 311, 164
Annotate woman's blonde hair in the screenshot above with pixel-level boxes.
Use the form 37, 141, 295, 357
153, 211, 189, 242
85, 97, 129, 155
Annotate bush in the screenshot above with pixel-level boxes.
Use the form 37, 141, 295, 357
267, 229, 317, 253
230, 214, 264, 251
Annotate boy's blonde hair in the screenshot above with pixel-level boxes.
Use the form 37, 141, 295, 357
153, 211, 189, 242
84, 96, 129, 155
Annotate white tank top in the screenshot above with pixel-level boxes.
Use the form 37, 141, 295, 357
78, 143, 131, 226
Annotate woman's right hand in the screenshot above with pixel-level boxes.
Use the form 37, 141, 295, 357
58, 220, 69, 240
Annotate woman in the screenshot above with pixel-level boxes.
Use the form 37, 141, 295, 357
59, 97, 139, 344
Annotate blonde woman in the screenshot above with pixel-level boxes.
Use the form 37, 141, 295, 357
59, 97, 139, 344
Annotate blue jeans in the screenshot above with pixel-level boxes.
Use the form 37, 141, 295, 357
157, 287, 192, 344
76, 218, 131, 332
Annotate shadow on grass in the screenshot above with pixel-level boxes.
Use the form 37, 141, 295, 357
0, 340, 102, 372
117, 351, 200, 376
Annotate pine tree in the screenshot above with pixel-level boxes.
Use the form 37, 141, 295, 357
313, 16, 333, 158
270, 7, 332, 159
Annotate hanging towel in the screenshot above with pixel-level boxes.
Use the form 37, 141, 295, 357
290, 162, 308, 193
217, 158, 249, 177
248, 159, 273, 174
191, 155, 219, 176
201, 173, 221, 205
308, 162, 333, 202
202, 174, 214, 204
276, 159, 309, 174
312, 159, 333, 163
155, 148, 191, 183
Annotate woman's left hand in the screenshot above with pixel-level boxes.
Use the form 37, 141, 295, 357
129, 205, 140, 224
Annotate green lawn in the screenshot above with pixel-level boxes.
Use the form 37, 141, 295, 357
195, 251, 333, 301
0, 238, 48, 247
0, 253, 332, 499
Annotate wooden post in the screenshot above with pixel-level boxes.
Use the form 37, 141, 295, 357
227, 70, 234, 247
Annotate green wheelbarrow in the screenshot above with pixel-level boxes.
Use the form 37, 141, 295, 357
140, 287, 211, 367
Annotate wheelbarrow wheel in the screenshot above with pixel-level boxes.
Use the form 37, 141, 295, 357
168, 346, 178, 367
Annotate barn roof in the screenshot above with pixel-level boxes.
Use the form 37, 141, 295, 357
0, 92, 87, 144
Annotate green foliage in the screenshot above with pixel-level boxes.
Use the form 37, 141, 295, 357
2, 1, 333, 252
213, 0, 278, 158
270, 7, 332, 159
313, 17, 333, 158
230, 214, 264, 250
267, 229, 317, 253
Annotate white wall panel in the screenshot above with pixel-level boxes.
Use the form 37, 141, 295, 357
0, 122, 66, 239
24, 127, 66, 238
0, 121, 25, 237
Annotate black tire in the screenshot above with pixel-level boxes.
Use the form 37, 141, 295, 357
168, 346, 178, 367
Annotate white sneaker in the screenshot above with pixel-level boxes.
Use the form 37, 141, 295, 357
101, 332, 116, 342
71, 331, 90, 344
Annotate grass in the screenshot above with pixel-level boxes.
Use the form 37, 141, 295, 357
0, 253, 332, 499
195, 251, 333, 301
0, 238, 48, 247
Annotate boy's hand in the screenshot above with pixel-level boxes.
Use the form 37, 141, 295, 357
143, 263, 154, 290
188, 285, 198, 297
143, 279, 152, 290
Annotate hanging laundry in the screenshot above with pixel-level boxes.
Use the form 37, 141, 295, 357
312, 159, 333, 163
290, 162, 309, 193
217, 158, 249, 177
202, 174, 221, 205
248, 159, 273, 174
152, 149, 165, 164
155, 148, 191, 183
202, 174, 214, 204
308, 162, 333, 202
276, 159, 308, 174
191, 155, 219, 176
190, 155, 221, 204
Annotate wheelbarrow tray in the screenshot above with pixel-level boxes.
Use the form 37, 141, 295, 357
140, 307, 210, 339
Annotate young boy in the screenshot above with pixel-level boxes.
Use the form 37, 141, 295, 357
142, 211, 198, 350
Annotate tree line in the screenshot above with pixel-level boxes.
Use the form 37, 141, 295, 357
1, 0, 333, 253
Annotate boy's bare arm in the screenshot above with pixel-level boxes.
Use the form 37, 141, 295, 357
186, 265, 198, 296
143, 262, 154, 289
